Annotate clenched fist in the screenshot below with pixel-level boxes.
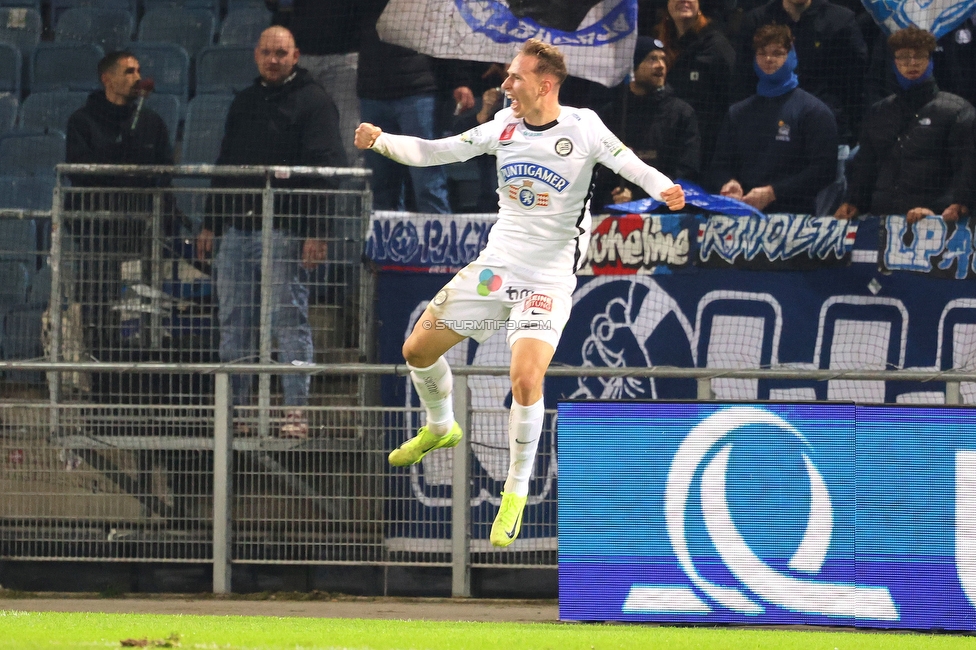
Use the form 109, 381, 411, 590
661, 185, 685, 211
355, 123, 382, 150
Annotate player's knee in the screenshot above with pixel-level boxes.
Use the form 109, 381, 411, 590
402, 336, 431, 368
510, 369, 543, 405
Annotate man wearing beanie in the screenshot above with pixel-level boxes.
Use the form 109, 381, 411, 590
708, 24, 837, 214
835, 26, 975, 224
594, 36, 701, 209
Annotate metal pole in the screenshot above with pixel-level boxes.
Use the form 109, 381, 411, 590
947, 381, 962, 405
258, 178, 275, 437
451, 374, 472, 597
697, 377, 714, 400
213, 372, 233, 594
150, 191, 164, 348
48, 173, 64, 434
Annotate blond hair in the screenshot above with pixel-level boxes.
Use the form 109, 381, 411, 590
520, 38, 568, 85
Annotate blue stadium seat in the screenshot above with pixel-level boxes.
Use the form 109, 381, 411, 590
2, 304, 46, 383
50, 0, 136, 25
28, 261, 49, 306
0, 94, 17, 136
0, 175, 54, 211
195, 45, 254, 94
55, 7, 135, 53
19, 90, 89, 133
0, 131, 66, 177
30, 42, 104, 93
127, 42, 189, 111
0, 1, 40, 10
138, 8, 215, 59
218, 7, 270, 46
0, 7, 42, 59
180, 92, 231, 164
226, 0, 267, 11
0, 217, 36, 266
142, 0, 218, 11
0, 260, 30, 303
145, 91, 180, 148
0, 42, 21, 96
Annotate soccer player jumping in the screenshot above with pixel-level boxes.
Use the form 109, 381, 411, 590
355, 39, 685, 547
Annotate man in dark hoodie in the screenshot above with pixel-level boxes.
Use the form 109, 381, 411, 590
835, 26, 974, 224
594, 36, 701, 209
64, 50, 175, 358
196, 26, 348, 438
709, 24, 837, 214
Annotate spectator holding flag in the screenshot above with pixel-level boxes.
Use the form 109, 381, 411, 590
835, 26, 975, 224
708, 25, 837, 214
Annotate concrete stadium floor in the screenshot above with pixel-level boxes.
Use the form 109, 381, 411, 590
0, 594, 560, 622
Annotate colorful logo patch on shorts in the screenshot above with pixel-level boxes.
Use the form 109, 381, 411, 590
478, 269, 502, 296
524, 293, 553, 312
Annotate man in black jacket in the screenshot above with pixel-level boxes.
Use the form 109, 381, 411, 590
733, 0, 867, 143
65, 51, 175, 359
196, 26, 348, 438
835, 26, 975, 224
594, 36, 701, 209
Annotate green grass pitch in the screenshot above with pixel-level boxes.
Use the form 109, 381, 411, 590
2, 611, 975, 650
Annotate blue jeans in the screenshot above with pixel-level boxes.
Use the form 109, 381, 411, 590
215, 227, 312, 406
360, 94, 452, 213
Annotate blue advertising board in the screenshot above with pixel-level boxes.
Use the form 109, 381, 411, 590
557, 401, 976, 630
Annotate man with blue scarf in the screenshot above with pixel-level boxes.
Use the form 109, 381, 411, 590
708, 24, 837, 214
836, 26, 975, 224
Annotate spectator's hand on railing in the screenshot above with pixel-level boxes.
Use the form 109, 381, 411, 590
302, 238, 328, 269
661, 185, 685, 211
906, 207, 935, 224
196, 228, 214, 261
720, 179, 744, 200
355, 123, 382, 150
611, 186, 632, 204
943, 204, 968, 223
834, 202, 859, 220
743, 185, 776, 211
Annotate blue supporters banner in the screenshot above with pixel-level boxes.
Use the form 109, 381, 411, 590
376, 0, 638, 86
880, 215, 976, 279
861, 0, 976, 38
558, 401, 976, 630
365, 211, 495, 273
608, 180, 764, 218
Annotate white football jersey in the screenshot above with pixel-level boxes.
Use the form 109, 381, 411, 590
372, 105, 674, 276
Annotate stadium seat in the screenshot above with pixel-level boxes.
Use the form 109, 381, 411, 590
30, 42, 105, 93
0, 7, 42, 59
0, 131, 66, 177
180, 92, 231, 164
145, 91, 180, 148
0, 1, 40, 10
226, 0, 267, 11
55, 7, 135, 54
218, 7, 270, 47
0, 259, 30, 303
195, 45, 255, 94
50, 0, 136, 25
0, 94, 17, 136
0, 217, 36, 265
127, 42, 189, 111
18, 90, 89, 133
0, 175, 55, 211
143, 0, 218, 11
0, 42, 21, 96
138, 8, 216, 59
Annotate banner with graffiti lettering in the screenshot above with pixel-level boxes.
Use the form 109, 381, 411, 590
365, 211, 496, 273
577, 213, 697, 275
376, 0, 638, 87
861, 0, 976, 38
880, 215, 976, 280
697, 213, 859, 270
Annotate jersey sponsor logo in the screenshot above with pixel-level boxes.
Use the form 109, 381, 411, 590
500, 162, 570, 192
477, 268, 502, 296
555, 137, 573, 156
509, 181, 550, 208
524, 294, 553, 312
500, 123, 517, 144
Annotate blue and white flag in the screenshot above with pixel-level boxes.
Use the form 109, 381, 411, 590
606, 180, 765, 217
377, 0, 638, 87
860, 0, 976, 38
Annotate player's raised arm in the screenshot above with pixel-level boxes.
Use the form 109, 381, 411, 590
353, 121, 489, 168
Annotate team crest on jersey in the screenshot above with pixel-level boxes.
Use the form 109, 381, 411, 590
555, 137, 573, 156
500, 123, 517, 145
509, 180, 549, 208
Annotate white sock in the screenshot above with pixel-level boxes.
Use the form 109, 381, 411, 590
503, 397, 545, 497
408, 358, 454, 436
